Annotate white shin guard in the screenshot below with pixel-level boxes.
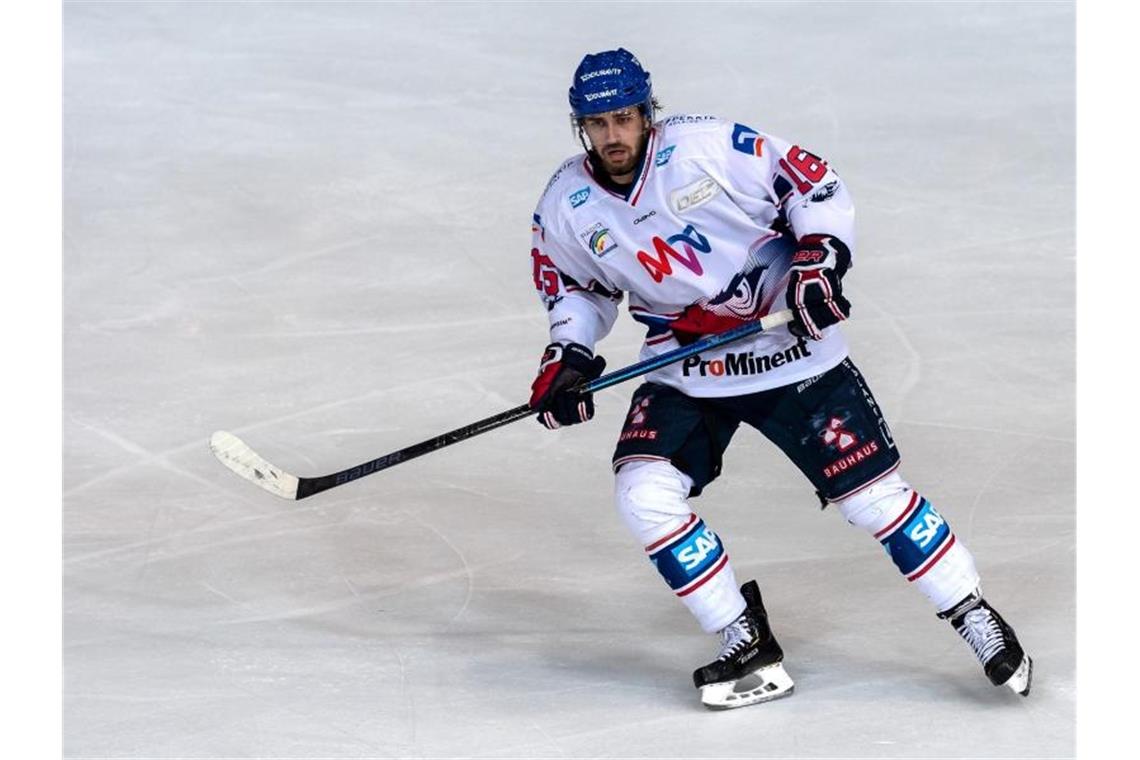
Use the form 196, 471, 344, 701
835, 472, 980, 613
614, 459, 745, 633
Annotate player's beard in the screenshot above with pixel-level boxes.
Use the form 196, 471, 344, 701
596, 132, 647, 180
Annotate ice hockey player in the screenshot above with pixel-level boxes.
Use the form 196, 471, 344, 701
526, 48, 1032, 709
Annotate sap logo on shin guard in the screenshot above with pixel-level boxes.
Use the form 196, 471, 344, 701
648, 517, 726, 592
676, 526, 720, 571
908, 506, 946, 549
881, 497, 953, 579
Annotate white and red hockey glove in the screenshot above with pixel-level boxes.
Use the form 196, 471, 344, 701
786, 234, 852, 340
529, 342, 606, 430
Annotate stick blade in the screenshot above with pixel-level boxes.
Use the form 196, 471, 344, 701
209, 430, 300, 500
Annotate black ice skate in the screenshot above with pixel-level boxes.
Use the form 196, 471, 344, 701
692, 580, 794, 709
940, 594, 1032, 696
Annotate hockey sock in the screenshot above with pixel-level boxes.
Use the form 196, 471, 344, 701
835, 472, 979, 612
614, 459, 745, 632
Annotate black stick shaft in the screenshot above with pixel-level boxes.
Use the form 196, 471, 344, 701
291, 310, 791, 499
295, 403, 533, 499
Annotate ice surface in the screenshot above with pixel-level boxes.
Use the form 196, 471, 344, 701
64, 2, 1074, 757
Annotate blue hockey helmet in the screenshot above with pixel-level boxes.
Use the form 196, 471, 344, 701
568, 48, 653, 120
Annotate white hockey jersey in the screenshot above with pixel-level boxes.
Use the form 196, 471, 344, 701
530, 114, 856, 397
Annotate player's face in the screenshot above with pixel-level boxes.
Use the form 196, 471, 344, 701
580, 107, 650, 181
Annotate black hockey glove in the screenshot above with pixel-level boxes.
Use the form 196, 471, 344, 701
528, 342, 606, 430
786, 234, 853, 340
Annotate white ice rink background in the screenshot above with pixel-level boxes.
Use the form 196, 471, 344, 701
63, 2, 1075, 757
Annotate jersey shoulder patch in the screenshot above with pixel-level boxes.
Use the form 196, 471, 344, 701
651, 115, 735, 167
538, 154, 587, 206
656, 113, 725, 131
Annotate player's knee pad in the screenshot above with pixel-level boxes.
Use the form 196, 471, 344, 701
614, 459, 742, 631
614, 458, 694, 544
835, 472, 980, 612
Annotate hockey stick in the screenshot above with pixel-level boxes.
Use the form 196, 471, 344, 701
210, 309, 793, 500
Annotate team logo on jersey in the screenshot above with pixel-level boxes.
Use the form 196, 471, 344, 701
578, 222, 618, 258
731, 123, 765, 157
569, 187, 591, 208
670, 176, 722, 214
636, 224, 713, 283
810, 181, 839, 203
655, 145, 676, 167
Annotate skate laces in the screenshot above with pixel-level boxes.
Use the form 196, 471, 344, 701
716, 616, 758, 661
959, 607, 1005, 665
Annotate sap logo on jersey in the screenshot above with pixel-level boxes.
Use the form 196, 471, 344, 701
655, 145, 676, 167
569, 187, 591, 208
578, 222, 618, 258
731, 123, 765, 157
670, 176, 721, 214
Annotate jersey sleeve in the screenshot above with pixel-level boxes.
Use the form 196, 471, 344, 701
530, 213, 621, 350
710, 121, 856, 256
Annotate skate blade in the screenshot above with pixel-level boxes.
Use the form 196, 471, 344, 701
1004, 655, 1032, 697
699, 663, 795, 710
